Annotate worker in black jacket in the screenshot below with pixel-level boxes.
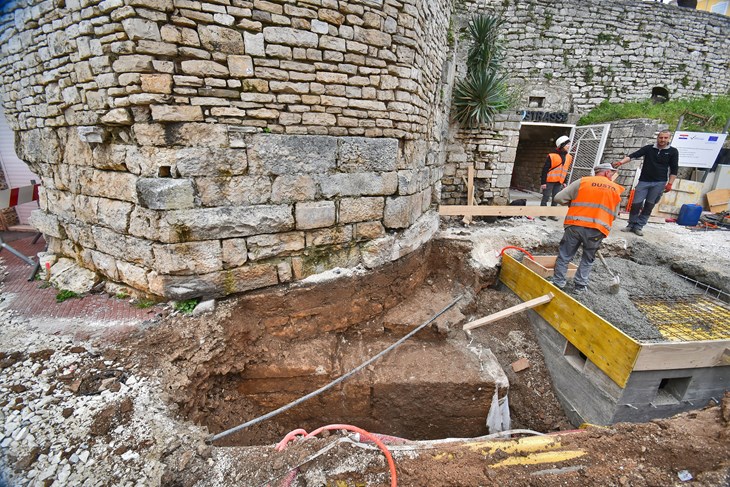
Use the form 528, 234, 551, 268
613, 130, 679, 236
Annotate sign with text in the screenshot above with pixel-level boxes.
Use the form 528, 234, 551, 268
671, 131, 727, 169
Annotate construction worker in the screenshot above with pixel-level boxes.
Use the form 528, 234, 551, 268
551, 163, 624, 294
612, 130, 679, 236
539, 135, 573, 221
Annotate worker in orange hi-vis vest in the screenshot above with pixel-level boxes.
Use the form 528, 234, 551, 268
539, 135, 573, 220
551, 163, 624, 294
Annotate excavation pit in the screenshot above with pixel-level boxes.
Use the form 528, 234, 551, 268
165, 242, 511, 447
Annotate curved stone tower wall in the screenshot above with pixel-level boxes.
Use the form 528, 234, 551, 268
0, 0, 453, 298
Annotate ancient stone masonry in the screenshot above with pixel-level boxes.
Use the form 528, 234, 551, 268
489, 0, 730, 113
0, 0, 454, 298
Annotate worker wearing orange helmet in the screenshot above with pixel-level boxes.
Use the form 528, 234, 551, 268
551, 163, 624, 294
540, 135, 573, 220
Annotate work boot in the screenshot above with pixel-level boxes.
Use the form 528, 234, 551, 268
539, 216, 547, 221
548, 216, 560, 221
632, 228, 644, 236
573, 284, 588, 294
620, 226, 633, 232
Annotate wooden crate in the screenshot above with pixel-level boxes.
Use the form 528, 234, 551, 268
523, 256, 577, 279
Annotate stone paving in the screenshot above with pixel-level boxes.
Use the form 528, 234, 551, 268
0, 232, 158, 323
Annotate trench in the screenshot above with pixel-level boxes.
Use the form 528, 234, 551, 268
162, 237, 729, 447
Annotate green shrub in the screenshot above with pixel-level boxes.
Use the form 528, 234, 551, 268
174, 298, 199, 315
133, 299, 155, 309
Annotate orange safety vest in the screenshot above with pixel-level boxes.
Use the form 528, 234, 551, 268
546, 153, 573, 184
565, 176, 625, 237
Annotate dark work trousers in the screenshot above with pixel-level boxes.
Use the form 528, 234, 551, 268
628, 180, 665, 230
553, 225, 605, 288
541, 182, 563, 206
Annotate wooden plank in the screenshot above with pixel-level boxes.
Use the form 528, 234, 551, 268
617, 213, 665, 224
706, 188, 730, 208
463, 166, 475, 225
463, 293, 553, 331
439, 205, 568, 217
499, 254, 640, 388
633, 342, 730, 371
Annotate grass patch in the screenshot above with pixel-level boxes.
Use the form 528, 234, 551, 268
133, 298, 155, 309
56, 290, 80, 303
578, 95, 730, 132
174, 298, 199, 315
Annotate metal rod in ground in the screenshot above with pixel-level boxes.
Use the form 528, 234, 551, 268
207, 293, 465, 444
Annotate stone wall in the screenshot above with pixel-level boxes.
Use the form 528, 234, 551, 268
0, 0, 454, 299
442, 0, 730, 204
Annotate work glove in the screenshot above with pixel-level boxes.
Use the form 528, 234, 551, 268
664, 182, 673, 193
540, 184, 546, 190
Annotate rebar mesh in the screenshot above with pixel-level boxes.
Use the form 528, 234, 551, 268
632, 296, 730, 342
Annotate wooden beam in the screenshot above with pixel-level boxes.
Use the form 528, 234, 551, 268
463, 166, 475, 225
499, 254, 641, 388
439, 205, 568, 217
463, 293, 554, 331
633, 342, 730, 370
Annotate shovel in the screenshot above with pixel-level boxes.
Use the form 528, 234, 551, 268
596, 251, 620, 294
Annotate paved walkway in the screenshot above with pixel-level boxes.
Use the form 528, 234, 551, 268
0, 232, 159, 323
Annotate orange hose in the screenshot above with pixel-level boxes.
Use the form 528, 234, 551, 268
499, 246, 535, 261
276, 424, 398, 487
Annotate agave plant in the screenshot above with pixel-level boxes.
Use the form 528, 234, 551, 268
454, 13, 510, 129
466, 14, 505, 74
453, 69, 509, 128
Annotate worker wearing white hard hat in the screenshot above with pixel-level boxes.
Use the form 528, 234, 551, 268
539, 135, 573, 220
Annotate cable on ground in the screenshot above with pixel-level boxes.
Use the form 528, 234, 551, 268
207, 294, 464, 444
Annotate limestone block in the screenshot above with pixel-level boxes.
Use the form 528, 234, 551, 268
133, 123, 166, 146
128, 0, 173, 11
29, 210, 66, 238
80, 169, 138, 202
354, 221, 385, 240
176, 147, 248, 176
270, 175, 317, 203
181, 60, 229, 77
353, 26, 391, 47
383, 193, 422, 229
199, 24, 244, 54
169, 123, 229, 147
137, 178, 195, 210
306, 225, 352, 246
76, 126, 106, 144
396, 169, 421, 195
360, 234, 395, 269
16, 128, 62, 165
128, 206, 161, 240
74, 195, 100, 224
247, 134, 337, 175
263, 27, 318, 48
149, 263, 279, 299
141, 74, 173, 94
122, 18, 161, 41
247, 232, 305, 261
222, 238, 247, 268
228, 55, 254, 77
117, 260, 150, 290
150, 105, 204, 122
153, 241, 223, 274
196, 176, 272, 206
64, 222, 95, 248
277, 261, 293, 282
101, 108, 133, 125
89, 250, 119, 280
50, 258, 98, 294
291, 245, 360, 280
338, 137, 398, 172
159, 204, 294, 242
125, 146, 176, 176
97, 198, 133, 233
112, 55, 154, 72
93, 226, 155, 266
244, 32, 265, 56
319, 172, 398, 198
302, 112, 336, 125
390, 211, 439, 260
91, 144, 129, 171
161, 25, 200, 45
295, 201, 336, 230
339, 197, 384, 223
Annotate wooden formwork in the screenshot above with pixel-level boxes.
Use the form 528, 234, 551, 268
499, 254, 730, 425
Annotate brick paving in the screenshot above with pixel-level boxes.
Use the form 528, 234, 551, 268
0, 232, 160, 323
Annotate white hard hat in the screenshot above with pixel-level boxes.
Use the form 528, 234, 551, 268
555, 135, 570, 148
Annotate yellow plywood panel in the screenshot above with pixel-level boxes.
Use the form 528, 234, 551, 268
499, 254, 641, 388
